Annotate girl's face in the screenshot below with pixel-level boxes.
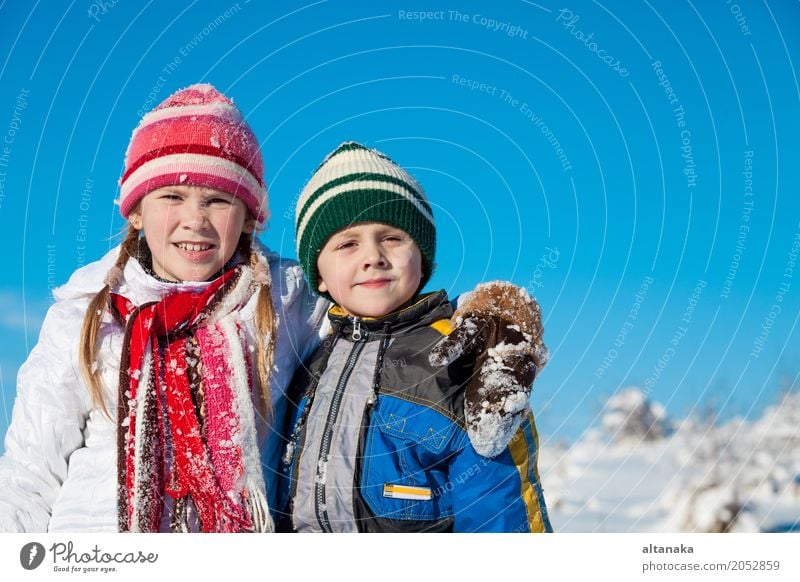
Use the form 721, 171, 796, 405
129, 185, 254, 282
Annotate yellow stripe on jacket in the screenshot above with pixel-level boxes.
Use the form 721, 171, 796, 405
508, 414, 547, 533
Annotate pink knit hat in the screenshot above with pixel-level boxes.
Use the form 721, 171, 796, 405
119, 83, 268, 224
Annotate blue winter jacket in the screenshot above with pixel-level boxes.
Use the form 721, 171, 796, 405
278, 291, 551, 532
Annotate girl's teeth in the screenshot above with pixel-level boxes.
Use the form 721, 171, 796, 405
178, 243, 211, 252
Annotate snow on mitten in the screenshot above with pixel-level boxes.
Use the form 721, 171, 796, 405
429, 282, 549, 457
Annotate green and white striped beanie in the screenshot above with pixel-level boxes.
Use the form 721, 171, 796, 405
295, 141, 436, 297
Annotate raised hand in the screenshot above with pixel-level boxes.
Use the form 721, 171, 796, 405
430, 282, 548, 457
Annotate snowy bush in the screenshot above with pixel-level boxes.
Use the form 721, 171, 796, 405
601, 387, 669, 443
541, 386, 800, 532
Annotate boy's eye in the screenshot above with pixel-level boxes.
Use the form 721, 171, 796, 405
161, 193, 182, 201
382, 233, 407, 244
336, 241, 357, 250
208, 198, 232, 205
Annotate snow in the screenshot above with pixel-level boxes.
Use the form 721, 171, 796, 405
316, 457, 329, 485
461, 281, 548, 369
468, 407, 528, 458
428, 317, 475, 366
282, 441, 295, 466
533, 343, 550, 369
539, 387, 800, 532
601, 387, 669, 442
487, 339, 530, 362
502, 390, 528, 414
461, 328, 539, 456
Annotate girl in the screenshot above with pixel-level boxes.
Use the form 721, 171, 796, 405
0, 84, 543, 533
0, 84, 325, 532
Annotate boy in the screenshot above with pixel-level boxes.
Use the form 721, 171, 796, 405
280, 142, 552, 532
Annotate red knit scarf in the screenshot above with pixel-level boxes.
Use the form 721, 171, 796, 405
110, 265, 272, 532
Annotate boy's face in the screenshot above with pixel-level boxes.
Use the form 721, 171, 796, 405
129, 185, 254, 282
317, 222, 423, 318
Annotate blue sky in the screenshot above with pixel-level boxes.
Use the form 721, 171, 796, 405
0, 1, 798, 450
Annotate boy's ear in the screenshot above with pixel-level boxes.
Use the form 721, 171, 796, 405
318, 280, 328, 293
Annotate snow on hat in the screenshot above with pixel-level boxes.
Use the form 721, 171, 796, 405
295, 141, 436, 296
119, 83, 268, 224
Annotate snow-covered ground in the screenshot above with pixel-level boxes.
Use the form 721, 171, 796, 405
539, 387, 800, 532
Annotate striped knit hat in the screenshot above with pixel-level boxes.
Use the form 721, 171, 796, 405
119, 84, 268, 224
296, 141, 436, 296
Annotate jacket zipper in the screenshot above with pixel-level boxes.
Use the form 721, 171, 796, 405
314, 317, 367, 532
352, 329, 391, 532
285, 325, 342, 529
350, 317, 362, 341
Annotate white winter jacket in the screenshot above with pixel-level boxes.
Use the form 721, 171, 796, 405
0, 245, 328, 532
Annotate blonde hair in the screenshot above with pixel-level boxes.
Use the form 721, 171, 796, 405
79, 226, 277, 421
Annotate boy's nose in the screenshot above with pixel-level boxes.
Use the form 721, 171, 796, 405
362, 242, 387, 269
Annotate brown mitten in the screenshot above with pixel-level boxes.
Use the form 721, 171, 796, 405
430, 282, 548, 457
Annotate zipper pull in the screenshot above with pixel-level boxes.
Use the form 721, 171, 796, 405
351, 316, 363, 341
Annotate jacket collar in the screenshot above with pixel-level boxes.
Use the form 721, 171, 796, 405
326, 290, 452, 340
